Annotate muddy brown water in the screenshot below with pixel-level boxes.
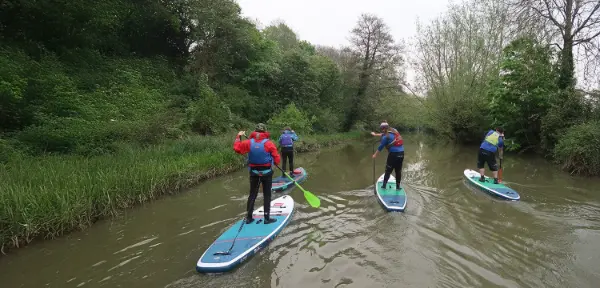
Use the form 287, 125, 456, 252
2, 133, 600, 288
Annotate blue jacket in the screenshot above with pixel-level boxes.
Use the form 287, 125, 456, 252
378, 131, 404, 153
480, 130, 504, 153
278, 130, 299, 147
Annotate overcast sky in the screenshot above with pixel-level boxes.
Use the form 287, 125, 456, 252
236, 0, 449, 47
236, 0, 597, 90
236, 0, 450, 86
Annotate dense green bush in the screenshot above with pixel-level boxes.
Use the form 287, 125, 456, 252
553, 121, 600, 175
2, 1, 393, 159
16, 118, 118, 155
0, 46, 181, 155
487, 37, 556, 152
267, 103, 314, 134
0, 138, 22, 163
185, 83, 232, 135
312, 108, 343, 133
541, 89, 592, 153
425, 95, 488, 143
375, 93, 425, 130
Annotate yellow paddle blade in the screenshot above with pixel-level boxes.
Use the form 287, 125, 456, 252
303, 190, 321, 208
283, 171, 320, 208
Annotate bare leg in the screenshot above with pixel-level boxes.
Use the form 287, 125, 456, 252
492, 170, 498, 178
479, 168, 485, 178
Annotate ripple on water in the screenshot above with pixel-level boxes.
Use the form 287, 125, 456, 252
261, 188, 426, 287
4, 140, 600, 288
113, 236, 158, 254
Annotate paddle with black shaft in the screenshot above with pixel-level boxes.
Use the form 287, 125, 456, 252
213, 179, 261, 256
372, 141, 377, 194
498, 135, 504, 183
273, 163, 320, 208
370, 129, 386, 192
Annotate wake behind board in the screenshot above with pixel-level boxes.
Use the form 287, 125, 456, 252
375, 174, 407, 212
463, 169, 520, 201
196, 195, 294, 273
272, 167, 307, 192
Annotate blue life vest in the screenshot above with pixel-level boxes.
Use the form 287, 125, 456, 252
280, 133, 293, 147
248, 138, 272, 165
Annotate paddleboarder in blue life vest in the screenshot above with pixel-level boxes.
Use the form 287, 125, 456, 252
371, 122, 404, 190
233, 123, 281, 225
478, 127, 505, 184
278, 126, 299, 176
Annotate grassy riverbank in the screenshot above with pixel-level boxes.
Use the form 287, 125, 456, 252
0, 131, 362, 252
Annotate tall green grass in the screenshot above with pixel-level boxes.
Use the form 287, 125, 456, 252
0, 132, 363, 252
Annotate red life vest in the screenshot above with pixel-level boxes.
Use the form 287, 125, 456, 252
387, 131, 403, 147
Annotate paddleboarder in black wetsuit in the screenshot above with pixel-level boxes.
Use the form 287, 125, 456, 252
278, 126, 299, 177
233, 123, 281, 225
371, 122, 405, 190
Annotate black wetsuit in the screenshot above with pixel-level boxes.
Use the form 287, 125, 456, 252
247, 166, 273, 223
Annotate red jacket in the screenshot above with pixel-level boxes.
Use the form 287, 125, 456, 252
233, 131, 281, 167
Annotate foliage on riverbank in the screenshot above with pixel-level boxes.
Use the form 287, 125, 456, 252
0, 0, 408, 252
0, 132, 362, 253
413, 0, 600, 175
0, 0, 419, 161
553, 121, 600, 176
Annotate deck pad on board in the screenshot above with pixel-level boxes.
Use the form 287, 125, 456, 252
196, 195, 294, 273
375, 174, 407, 212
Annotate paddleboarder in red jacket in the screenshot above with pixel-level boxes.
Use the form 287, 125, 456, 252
233, 123, 281, 224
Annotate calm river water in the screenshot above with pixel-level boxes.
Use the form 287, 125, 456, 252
2, 134, 600, 288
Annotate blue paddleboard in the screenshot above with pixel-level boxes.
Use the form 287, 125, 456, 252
272, 167, 307, 192
196, 195, 294, 273
375, 174, 407, 212
463, 169, 520, 201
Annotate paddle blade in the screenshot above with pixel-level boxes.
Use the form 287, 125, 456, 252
277, 165, 320, 208
303, 190, 321, 208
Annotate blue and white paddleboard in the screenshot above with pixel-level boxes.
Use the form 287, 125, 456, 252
464, 169, 520, 201
375, 174, 407, 212
196, 195, 294, 273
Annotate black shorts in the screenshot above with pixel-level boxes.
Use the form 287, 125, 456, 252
386, 151, 404, 170
477, 148, 497, 171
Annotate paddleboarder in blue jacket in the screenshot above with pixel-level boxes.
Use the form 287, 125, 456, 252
278, 126, 299, 176
371, 122, 404, 190
478, 127, 504, 184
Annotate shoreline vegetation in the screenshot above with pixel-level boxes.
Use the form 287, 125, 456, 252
0, 131, 363, 253
2, 0, 600, 254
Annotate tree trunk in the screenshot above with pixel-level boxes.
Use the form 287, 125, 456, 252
559, 0, 575, 90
